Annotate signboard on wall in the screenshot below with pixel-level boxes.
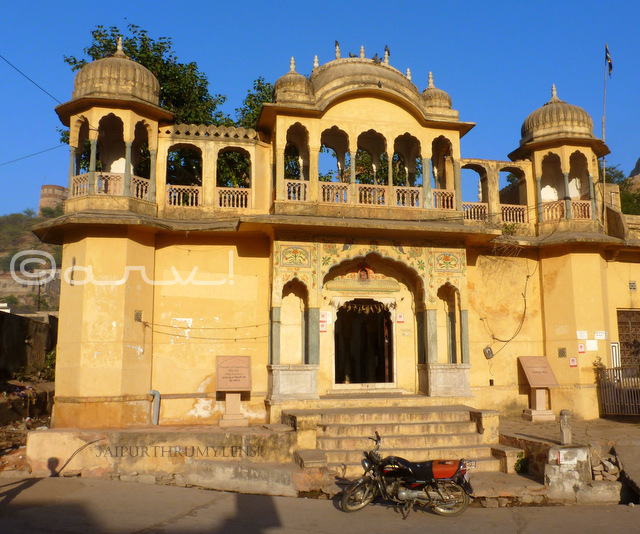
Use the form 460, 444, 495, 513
518, 356, 559, 388
216, 356, 251, 391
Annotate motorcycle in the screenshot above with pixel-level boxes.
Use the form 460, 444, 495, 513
340, 431, 474, 518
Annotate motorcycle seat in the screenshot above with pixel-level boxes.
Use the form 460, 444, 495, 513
400, 459, 462, 481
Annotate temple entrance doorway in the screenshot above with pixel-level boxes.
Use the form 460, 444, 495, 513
334, 299, 393, 385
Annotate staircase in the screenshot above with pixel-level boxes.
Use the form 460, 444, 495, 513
282, 397, 519, 477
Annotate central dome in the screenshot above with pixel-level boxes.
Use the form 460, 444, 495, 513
520, 85, 593, 145
71, 38, 160, 106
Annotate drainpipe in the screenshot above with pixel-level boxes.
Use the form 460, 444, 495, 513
150, 390, 161, 426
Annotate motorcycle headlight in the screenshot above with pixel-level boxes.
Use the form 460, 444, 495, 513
361, 458, 373, 472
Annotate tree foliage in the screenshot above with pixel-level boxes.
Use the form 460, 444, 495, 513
235, 77, 273, 129
602, 163, 640, 215
64, 24, 229, 125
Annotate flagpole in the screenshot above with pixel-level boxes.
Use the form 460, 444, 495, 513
602, 45, 608, 217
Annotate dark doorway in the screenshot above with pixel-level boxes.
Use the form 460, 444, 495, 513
334, 299, 393, 384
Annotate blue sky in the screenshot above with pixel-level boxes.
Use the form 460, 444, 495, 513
1, 0, 639, 215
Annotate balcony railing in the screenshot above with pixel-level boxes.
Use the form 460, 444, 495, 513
321, 183, 349, 204
395, 187, 421, 208
218, 187, 251, 208
433, 189, 455, 210
501, 204, 528, 224
166, 184, 201, 207
572, 200, 592, 220
357, 184, 387, 205
285, 180, 308, 201
462, 202, 488, 221
70, 173, 150, 200
542, 200, 565, 221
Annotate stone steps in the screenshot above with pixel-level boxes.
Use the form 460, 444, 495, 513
318, 432, 483, 451
318, 420, 478, 438
284, 402, 514, 476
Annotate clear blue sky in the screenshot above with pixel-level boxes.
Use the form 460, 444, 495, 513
1, 0, 638, 215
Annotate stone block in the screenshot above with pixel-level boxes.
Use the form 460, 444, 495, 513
576, 481, 622, 505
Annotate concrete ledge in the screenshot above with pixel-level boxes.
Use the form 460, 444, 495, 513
491, 445, 523, 474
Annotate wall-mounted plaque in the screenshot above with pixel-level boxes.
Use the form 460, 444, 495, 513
518, 356, 559, 388
217, 356, 251, 391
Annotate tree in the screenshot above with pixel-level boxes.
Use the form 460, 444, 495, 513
64, 24, 229, 125
235, 77, 273, 129
601, 163, 640, 215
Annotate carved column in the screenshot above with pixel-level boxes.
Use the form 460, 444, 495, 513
536, 176, 543, 222
563, 172, 572, 219
588, 174, 596, 220
149, 150, 157, 202
68, 146, 76, 194
123, 141, 132, 197
422, 157, 432, 209
453, 159, 462, 211
460, 310, 470, 364
309, 146, 319, 202
350, 150, 356, 204
270, 307, 281, 365
307, 308, 320, 365
89, 139, 97, 195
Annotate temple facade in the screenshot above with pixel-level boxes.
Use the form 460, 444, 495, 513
37, 41, 640, 428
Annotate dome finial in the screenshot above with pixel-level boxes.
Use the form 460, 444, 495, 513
406, 68, 411, 81
360, 46, 365, 59
313, 55, 319, 69
428, 71, 435, 88
290, 57, 296, 73
550, 84, 560, 102
335, 40, 341, 60
114, 36, 126, 58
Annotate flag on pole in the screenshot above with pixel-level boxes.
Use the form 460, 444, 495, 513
605, 44, 613, 77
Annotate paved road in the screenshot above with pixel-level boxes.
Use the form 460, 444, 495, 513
0, 476, 638, 533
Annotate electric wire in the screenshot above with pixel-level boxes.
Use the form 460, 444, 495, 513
0, 52, 63, 104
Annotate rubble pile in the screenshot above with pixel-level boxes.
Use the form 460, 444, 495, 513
591, 453, 621, 482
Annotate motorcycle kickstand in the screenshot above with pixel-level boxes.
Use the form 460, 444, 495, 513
399, 500, 414, 520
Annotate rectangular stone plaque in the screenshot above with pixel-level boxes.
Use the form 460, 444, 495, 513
217, 356, 251, 391
519, 356, 559, 388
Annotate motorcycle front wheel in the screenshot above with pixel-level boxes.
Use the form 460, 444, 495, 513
431, 482, 470, 517
340, 477, 376, 512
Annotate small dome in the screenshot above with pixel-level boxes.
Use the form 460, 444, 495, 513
422, 72, 452, 109
273, 57, 314, 104
71, 38, 160, 106
520, 85, 593, 145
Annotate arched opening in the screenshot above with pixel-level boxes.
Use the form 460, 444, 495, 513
280, 279, 308, 365
541, 152, 564, 220
437, 283, 461, 364
356, 130, 387, 205
285, 123, 309, 181
431, 136, 455, 209
319, 126, 350, 183
568, 151, 591, 219
96, 114, 125, 195
166, 143, 202, 207
132, 122, 150, 179
393, 133, 422, 186
460, 164, 488, 221
216, 148, 251, 208
499, 166, 528, 223
334, 299, 393, 384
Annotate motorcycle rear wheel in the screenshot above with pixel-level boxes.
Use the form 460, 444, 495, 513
431, 482, 470, 517
341, 478, 376, 512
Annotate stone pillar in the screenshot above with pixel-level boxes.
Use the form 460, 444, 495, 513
68, 146, 76, 193
123, 141, 132, 197
89, 139, 97, 195
563, 172, 572, 219
422, 157, 432, 209
349, 150, 356, 204
307, 308, 320, 365
453, 159, 462, 211
301, 308, 307, 363
309, 146, 319, 202
149, 150, 157, 202
536, 176, 543, 222
416, 310, 426, 364
387, 150, 394, 207
460, 310, 470, 364
588, 174, 596, 220
270, 307, 281, 365
276, 147, 285, 202
426, 308, 438, 363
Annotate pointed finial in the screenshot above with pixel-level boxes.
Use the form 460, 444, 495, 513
313, 55, 319, 69
289, 57, 296, 73
406, 68, 412, 81
335, 40, 341, 59
384, 45, 390, 64
552, 84, 557, 98
360, 46, 365, 59
114, 36, 126, 57
428, 71, 435, 88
